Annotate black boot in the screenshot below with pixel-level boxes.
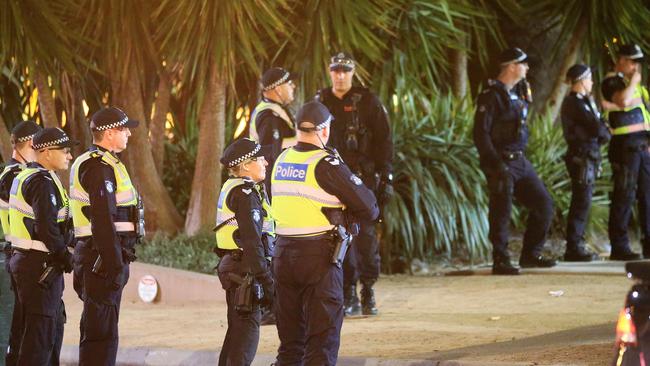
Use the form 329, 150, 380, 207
344, 284, 361, 316
564, 241, 597, 262
360, 280, 378, 316
492, 255, 520, 275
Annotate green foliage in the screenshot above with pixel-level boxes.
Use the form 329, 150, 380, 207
137, 231, 217, 274
381, 90, 490, 264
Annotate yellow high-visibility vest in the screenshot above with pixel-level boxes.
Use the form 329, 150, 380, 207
605, 83, 650, 136
9, 166, 69, 252
215, 178, 275, 250
69, 148, 138, 237
271, 148, 345, 236
249, 100, 296, 149
0, 162, 23, 241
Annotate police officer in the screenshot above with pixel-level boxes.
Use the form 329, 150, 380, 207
601, 44, 650, 260
249, 67, 297, 195
70, 107, 142, 365
473, 47, 557, 275
271, 101, 378, 365
1, 121, 40, 365
561, 64, 610, 261
315, 52, 393, 316
8, 127, 76, 365
214, 138, 274, 366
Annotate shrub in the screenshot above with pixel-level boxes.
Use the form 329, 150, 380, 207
137, 231, 217, 274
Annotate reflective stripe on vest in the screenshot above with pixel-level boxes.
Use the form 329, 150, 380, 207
9, 167, 69, 253
606, 84, 650, 136
271, 148, 345, 236
249, 101, 297, 148
215, 178, 275, 250
0, 163, 22, 241
69, 148, 138, 237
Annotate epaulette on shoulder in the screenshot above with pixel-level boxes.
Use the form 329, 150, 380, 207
323, 154, 341, 166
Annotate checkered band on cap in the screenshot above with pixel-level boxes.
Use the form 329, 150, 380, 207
93, 116, 129, 131
16, 134, 36, 143
574, 68, 591, 82
263, 72, 290, 91
33, 135, 70, 150
228, 144, 261, 168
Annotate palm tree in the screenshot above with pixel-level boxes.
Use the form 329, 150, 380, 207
522, 0, 650, 120
155, 0, 291, 234
76, 0, 184, 233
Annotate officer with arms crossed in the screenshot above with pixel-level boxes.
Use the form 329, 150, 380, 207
214, 138, 275, 366
316, 52, 393, 316
0, 120, 40, 365
249, 67, 297, 195
560, 64, 610, 261
271, 101, 378, 365
70, 107, 142, 365
473, 47, 557, 275
601, 44, 650, 260
8, 127, 76, 365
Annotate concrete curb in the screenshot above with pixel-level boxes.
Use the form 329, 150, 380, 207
445, 260, 627, 277
59, 345, 530, 366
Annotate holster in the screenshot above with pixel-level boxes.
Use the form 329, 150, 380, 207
229, 273, 263, 314
570, 155, 597, 186
131, 194, 146, 241
330, 225, 352, 268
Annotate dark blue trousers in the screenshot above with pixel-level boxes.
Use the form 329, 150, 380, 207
485, 157, 554, 260
4, 251, 24, 366
608, 148, 650, 256
343, 219, 379, 287
9, 251, 65, 366
565, 157, 595, 249
217, 255, 261, 366
73, 239, 129, 366
272, 237, 343, 366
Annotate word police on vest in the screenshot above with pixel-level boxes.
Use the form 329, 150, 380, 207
275, 163, 308, 181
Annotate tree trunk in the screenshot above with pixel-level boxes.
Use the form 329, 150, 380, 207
450, 47, 468, 100
60, 73, 91, 157
184, 63, 225, 235
150, 71, 172, 174
33, 69, 59, 128
0, 113, 12, 162
111, 65, 183, 234
540, 19, 587, 122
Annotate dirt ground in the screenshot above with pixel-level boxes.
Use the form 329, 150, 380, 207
61, 273, 629, 365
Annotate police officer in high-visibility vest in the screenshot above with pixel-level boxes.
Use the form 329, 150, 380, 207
70, 107, 142, 366
315, 52, 393, 316
214, 138, 275, 366
271, 101, 378, 365
560, 64, 610, 261
1, 121, 40, 365
249, 67, 297, 195
8, 127, 76, 365
601, 44, 650, 260
473, 47, 556, 275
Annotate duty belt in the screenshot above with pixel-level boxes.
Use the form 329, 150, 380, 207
501, 150, 523, 161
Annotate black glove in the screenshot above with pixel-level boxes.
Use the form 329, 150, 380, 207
256, 271, 274, 309
49, 250, 74, 273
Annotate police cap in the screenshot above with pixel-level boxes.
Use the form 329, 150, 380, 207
618, 44, 644, 62
220, 138, 268, 168
261, 67, 294, 91
90, 107, 140, 131
32, 127, 79, 150
499, 47, 528, 66
295, 101, 332, 132
565, 64, 592, 84
330, 52, 355, 72
11, 121, 41, 143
